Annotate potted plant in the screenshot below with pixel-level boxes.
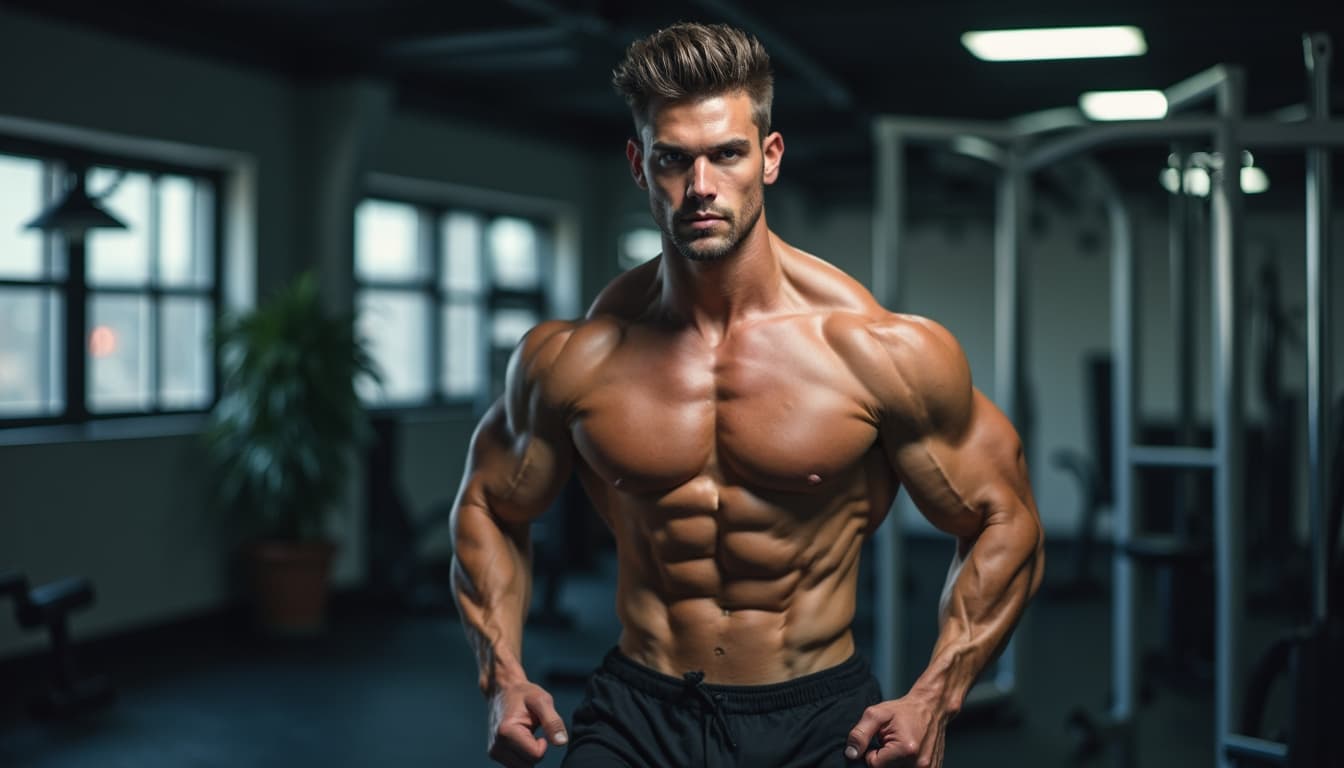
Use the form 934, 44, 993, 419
204, 272, 380, 633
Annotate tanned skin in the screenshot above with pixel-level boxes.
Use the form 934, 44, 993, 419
451, 91, 1045, 768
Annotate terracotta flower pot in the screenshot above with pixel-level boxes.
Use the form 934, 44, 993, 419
247, 540, 337, 634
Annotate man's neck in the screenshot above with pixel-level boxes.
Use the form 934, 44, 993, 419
658, 220, 785, 342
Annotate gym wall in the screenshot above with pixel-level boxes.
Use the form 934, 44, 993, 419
0, 6, 613, 660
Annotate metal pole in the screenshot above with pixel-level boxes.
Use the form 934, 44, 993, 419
1166, 148, 1198, 659
1211, 66, 1246, 768
871, 125, 905, 310
1303, 31, 1332, 630
1165, 65, 1234, 113
872, 124, 906, 698
1099, 160, 1138, 767
989, 148, 1026, 701
1240, 119, 1344, 147
994, 151, 1025, 445
1171, 149, 1198, 459
1023, 119, 1221, 173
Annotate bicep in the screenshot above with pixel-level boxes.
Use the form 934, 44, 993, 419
457, 323, 578, 526
888, 389, 1034, 541
457, 401, 572, 526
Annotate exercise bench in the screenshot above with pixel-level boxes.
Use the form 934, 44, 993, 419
1, 569, 114, 718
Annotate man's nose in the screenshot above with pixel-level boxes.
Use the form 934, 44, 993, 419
687, 156, 716, 201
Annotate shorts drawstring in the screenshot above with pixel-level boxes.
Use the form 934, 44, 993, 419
682, 670, 738, 752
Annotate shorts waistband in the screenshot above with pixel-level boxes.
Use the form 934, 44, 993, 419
599, 647, 874, 714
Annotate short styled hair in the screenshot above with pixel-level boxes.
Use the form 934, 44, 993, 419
612, 22, 774, 139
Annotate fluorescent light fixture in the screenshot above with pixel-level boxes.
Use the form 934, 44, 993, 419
1080, 90, 1168, 121
962, 26, 1147, 62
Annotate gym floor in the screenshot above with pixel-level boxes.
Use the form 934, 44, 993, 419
0, 540, 1291, 768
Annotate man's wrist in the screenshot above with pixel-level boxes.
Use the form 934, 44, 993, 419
481, 659, 529, 697
911, 646, 975, 718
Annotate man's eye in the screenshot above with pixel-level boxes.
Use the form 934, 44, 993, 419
658, 153, 687, 167
719, 149, 739, 160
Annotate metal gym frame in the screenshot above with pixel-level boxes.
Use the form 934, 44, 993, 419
869, 33, 1338, 767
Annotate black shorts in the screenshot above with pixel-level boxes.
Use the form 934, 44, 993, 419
561, 648, 883, 768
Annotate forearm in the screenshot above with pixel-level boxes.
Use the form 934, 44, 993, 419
913, 504, 1043, 714
451, 500, 534, 695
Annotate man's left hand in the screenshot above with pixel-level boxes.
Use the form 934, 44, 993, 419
843, 694, 950, 767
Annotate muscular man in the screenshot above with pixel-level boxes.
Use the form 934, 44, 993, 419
451, 22, 1044, 768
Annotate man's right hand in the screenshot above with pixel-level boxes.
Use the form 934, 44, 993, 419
487, 680, 569, 768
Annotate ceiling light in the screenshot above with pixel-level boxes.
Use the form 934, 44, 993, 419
1159, 168, 1181, 194
25, 166, 128, 237
1184, 168, 1211, 197
961, 26, 1147, 62
1240, 166, 1270, 194
1080, 90, 1168, 121
1159, 154, 1270, 197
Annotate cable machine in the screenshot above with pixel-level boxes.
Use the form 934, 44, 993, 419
870, 33, 1340, 767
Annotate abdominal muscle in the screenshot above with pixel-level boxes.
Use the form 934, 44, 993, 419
597, 472, 876, 685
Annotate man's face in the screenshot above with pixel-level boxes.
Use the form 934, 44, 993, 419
627, 91, 783, 263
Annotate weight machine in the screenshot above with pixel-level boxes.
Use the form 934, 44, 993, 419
870, 32, 1341, 767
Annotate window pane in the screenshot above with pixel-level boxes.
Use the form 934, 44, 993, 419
619, 227, 662, 270
159, 297, 212, 409
89, 293, 152, 412
357, 289, 430, 404
0, 154, 46, 280
355, 200, 425, 282
0, 286, 63, 417
490, 308, 538, 349
441, 303, 481, 398
87, 168, 151, 286
158, 175, 213, 287
441, 212, 483, 293
487, 217, 540, 289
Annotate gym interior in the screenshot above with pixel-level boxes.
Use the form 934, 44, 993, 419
0, 3, 1340, 767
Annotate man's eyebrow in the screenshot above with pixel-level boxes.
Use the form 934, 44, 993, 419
650, 139, 752, 154
712, 139, 752, 153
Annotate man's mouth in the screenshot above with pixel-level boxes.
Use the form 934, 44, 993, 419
680, 212, 727, 229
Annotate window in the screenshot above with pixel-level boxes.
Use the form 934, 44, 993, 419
0, 144, 218, 426
354, 198, 550, 407
619, 227, 662, 271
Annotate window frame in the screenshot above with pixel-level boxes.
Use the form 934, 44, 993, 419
0, 135, 224, 429
354, 195, 554, 412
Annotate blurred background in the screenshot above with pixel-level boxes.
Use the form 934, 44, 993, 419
0, 2, 1340, 767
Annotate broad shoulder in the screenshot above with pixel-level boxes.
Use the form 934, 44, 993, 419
509, 313, 624, 409
512, 256, 661, 394
827, 311, 974, 434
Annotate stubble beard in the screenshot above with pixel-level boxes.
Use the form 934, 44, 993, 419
662, 186, 765, 264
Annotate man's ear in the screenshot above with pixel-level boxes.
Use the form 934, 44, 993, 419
626, 138, 648, 190
762, 131, 785, 185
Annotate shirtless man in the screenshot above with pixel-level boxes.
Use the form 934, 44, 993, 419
451, 22, 1044, 768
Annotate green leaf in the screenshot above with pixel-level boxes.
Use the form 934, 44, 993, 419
200, 270, 376, 542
